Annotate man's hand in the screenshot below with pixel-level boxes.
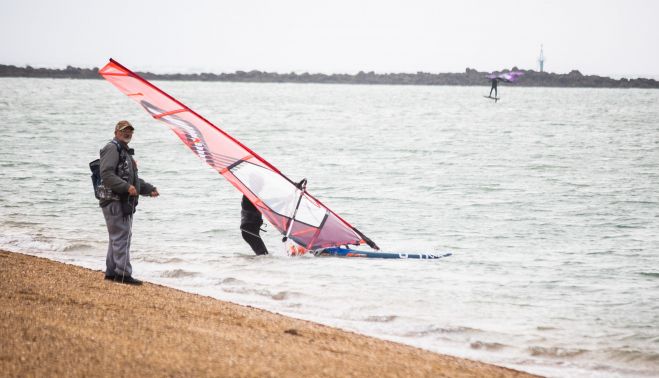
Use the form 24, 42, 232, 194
128, 185, 138, 196
150, 188, 160, 197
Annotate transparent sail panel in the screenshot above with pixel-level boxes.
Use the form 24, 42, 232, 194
231, 162, 326, 227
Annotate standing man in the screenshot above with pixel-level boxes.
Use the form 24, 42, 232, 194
99, 120, 159, 285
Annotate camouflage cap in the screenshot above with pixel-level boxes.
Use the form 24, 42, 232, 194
115, 120, 134, 131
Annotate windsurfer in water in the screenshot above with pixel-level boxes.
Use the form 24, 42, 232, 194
241, 195, 268, 255
240, 178, 308, 256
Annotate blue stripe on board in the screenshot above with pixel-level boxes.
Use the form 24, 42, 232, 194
316, 247, 452, 260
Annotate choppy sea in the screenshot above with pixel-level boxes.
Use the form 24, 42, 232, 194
1, 78, 657, 377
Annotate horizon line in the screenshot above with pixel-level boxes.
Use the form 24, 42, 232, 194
1, 61, 658, 80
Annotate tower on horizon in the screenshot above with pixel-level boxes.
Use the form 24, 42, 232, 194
538, 44, 545, 72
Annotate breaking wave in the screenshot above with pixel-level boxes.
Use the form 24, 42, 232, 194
61, 243, 94, 252
470, 341, 507, 351
403, 325, 481, 337
161, 269, 199, 278
527, 346, 587, 358
364, 315, 398, 323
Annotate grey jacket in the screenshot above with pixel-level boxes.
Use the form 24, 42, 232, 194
99, 138, 155, 207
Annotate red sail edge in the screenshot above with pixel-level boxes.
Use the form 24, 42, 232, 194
99, 59, 376, 250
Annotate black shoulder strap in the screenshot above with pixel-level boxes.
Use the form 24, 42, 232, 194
110, 139, 128, 160
108, 140, 127, 175
110, 139, 123, 153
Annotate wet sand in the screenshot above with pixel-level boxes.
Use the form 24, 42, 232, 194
0, 250, 539, 377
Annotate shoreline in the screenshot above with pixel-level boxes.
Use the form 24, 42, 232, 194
0, 250, 539, 377
1, 63, 657, 89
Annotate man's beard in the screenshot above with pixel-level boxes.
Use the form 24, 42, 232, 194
120, 136, 132, 144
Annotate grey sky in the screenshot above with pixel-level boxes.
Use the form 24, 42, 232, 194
1, 0, 657, 77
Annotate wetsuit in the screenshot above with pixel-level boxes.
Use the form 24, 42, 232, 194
241, 195, 268, 255
489, 78, 498, 97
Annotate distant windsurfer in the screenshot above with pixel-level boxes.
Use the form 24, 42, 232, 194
489, 77, 498, 98
241, 195, 268, 255
487, 71, 524, 100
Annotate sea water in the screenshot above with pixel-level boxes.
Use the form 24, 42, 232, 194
0, 78, 657, 377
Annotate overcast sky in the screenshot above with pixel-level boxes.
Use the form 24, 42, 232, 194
1, 0, 657, 77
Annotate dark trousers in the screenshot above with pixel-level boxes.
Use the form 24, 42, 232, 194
241, 223, 268, 255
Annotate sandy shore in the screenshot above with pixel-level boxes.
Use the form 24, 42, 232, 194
0, 250, 539, 377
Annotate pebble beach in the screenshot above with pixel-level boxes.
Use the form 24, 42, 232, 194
0, 250, 537, 377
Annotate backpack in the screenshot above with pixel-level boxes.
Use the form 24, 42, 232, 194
89, 140, 126, 200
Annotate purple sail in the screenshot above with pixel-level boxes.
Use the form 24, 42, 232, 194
498, 71, 524, 82
488, 71, 524, 82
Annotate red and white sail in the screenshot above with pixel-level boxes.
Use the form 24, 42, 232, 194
99, 59, 377, 250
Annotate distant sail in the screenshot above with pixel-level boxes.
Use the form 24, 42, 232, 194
487, 71, 524, 82
99, 59, 378, 250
